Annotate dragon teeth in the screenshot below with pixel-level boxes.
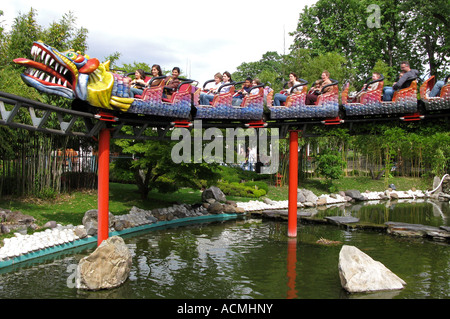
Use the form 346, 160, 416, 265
29, 45, 70, 85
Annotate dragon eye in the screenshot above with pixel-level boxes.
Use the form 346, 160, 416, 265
66, 51, 77, 59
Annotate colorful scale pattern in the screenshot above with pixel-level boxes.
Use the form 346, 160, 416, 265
195, 91, 264, 120
343, 81, 418, 116
111, 73, 132, 98
420, 77, 450, 112
127, 85, 191, 118
268, 89, 340, 119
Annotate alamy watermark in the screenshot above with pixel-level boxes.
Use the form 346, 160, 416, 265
367, 4, 381, 28
66, 263, 78, 288
170, 120, 279, 174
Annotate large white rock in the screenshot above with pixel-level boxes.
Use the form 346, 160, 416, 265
76, 236, 132, 290
338, 245, 406, 293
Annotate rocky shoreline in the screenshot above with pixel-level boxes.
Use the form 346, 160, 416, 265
0, 201, 241, 261
236, 187, 432, 212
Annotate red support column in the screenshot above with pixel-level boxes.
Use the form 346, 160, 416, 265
97, 128, 111, 246
288, 130, 299, 238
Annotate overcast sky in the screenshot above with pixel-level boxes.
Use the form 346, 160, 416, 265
2, 0, 315, 84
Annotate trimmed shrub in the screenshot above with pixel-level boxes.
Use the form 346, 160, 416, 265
217, 181, 267, 198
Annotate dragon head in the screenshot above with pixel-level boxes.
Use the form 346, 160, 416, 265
14, 40, 100, 101
14, 41, 136, 112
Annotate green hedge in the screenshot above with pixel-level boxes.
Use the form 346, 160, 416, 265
217, 181, 267, 198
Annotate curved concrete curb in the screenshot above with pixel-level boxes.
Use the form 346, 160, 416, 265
0, 213, 241, 270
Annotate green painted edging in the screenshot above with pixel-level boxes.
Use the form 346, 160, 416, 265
0, 213, 242, 270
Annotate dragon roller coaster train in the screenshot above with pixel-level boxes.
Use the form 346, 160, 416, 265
12, 41, 450, 129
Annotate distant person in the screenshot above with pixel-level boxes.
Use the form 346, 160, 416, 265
382, 61, 419, 101
305, 70, 332, 105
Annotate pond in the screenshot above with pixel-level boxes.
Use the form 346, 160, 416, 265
0, 200, 449, 299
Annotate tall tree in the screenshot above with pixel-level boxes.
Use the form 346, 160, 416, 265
402, 0, 449, 78
289, 0, 448, 82
113, 128, 220, 200
42, 11, 88, 54
4, 8, 41, 68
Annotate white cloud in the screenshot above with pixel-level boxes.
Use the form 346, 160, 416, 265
2, 0, 314, 84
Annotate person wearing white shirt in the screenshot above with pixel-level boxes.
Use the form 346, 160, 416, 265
201, 71, 233, 105
200, 72, 223, 105
273, 73, 301, 106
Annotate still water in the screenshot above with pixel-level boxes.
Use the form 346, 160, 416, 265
0, 201, 449, 299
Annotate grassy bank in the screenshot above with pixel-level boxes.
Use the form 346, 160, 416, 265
0, 176, 433, 230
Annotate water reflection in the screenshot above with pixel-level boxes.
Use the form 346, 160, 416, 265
311, 199, 449, 227
286, 238, 297, 299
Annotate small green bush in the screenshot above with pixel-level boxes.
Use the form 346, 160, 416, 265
243, 181, 269, 193
216, 166, 267, 183
218, 181, 267, 198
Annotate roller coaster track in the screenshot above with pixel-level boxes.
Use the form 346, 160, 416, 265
0, 91, 178, 141
1, 91, 449, 140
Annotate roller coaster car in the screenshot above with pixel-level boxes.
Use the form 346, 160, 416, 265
192, 79, 216, 107
342, 75, 384, 115
342, 76, 418, 117
268, 79, 340, 120
195, 81, 264, 120
420, 75, 450, 112
127, 76, 192, 119
266, 80, 307, 107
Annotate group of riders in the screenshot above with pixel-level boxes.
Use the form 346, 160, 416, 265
128, 61, 449, 107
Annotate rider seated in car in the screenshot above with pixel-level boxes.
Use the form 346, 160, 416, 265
382, 61, 419, 101
232, 77, 253, 106
355, 72, 381, 103
164, 67, 181, 99
305, 70, 332, 105
428, 75, 450, 98
273, 72, 301, 106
